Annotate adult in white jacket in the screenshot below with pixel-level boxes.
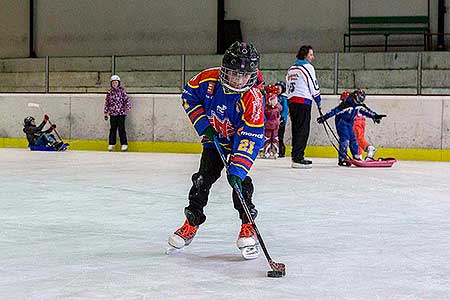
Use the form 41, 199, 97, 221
286, 45, 321, 168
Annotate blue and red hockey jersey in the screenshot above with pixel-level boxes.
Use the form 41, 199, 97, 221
181, 67, 265, 180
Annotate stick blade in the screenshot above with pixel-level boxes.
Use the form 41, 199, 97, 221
268, 261, 286, 277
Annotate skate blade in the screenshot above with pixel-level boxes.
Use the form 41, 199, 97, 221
165, 245, 183, 255
240, 245, 260, 260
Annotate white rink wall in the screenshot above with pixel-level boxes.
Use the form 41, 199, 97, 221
0, 94, 449, 150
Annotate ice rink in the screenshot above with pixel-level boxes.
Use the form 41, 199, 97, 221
1, 148, 449, 300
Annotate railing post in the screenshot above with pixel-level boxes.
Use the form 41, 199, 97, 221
417, 52, 422, 95
334, 52, 339, 94
181, 54, 186, 92
45, 56, 49, 93
111, 55, 115, 75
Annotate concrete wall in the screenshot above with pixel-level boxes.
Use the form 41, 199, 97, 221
3, 52, 450, 94
1, 94, 449, 150
0, 0, 29, 58
1, 0, 447, 57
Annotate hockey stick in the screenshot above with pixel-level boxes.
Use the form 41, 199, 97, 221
212, 135, 286, 278
28, 102, 65, 144
317, 108, 353, 161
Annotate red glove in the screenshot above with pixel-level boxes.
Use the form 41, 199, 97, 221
44, 114, 49, 121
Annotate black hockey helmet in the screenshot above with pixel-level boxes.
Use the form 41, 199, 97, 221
24, 116, 35, 126
275, 81, 286, 94
351, 89, 366, 104
220, 41, 260, 92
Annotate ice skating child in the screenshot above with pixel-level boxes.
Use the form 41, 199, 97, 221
104, 75, 131, 152
340, 90, 378, 160
276, 81, 288, 157
261, 82, 284, 158
317, 89, 385, 166
23, 115, 63, 150
354, 110, 379, 160
168, 42, 264, 259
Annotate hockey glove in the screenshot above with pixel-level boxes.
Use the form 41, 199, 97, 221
227, 174, 242, 191
202, 126, 217, 140
44, 114, 49, 121
317, 115, 326, 124
373, 114, 387, 124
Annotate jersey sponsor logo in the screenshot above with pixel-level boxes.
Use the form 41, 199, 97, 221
216, 104, 227, 114
207, 82, 215, 95
287, 73, 299, 81
240, 130, 264, 139
209, 111, 235, 138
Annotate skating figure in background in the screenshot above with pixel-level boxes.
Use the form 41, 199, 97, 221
23, 115, 63, 151
276, 81, 289, 158
104, 75, 131, 152
168, 41, 265, 259
260, 82, 284, 159
317, 89, 385, 166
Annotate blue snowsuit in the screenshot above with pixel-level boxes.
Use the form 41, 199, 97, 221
321, 96, 379, 161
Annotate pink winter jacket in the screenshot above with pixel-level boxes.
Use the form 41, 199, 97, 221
104, 86, 131, 116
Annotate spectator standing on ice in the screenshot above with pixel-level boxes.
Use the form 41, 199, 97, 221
286, 45, 321, 168
104, 75, 131, 152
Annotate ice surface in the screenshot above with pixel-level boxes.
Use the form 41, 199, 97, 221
1, 149, 449, 300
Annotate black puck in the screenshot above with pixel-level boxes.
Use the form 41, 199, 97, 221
267, 270, 284, 278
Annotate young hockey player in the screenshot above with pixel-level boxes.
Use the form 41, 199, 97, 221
261, 82, 284, 158
340, 90, 377, 160
23, 115, 63, 150
276, 81, 288, 157
168, 41, 264, 259
354, 111, 377, 160
317, 89, 385, 166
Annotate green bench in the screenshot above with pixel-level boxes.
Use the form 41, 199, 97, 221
344, 16, 430, 52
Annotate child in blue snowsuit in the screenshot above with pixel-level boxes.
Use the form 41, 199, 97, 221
317, 89, 385, 166
276, 81, 289, 157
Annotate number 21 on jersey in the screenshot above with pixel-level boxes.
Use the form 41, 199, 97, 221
237, 139, 255, 154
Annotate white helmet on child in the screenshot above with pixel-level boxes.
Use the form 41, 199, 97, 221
110, 75, 121, 82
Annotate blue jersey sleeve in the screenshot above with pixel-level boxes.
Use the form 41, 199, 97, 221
181, 70, 219, 136
228, 89, 265, 180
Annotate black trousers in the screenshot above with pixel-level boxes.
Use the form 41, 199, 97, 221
289, 103, 311, 162
186, 148, 256, 226
278, 119, 286, 157
109, 115, 128, 145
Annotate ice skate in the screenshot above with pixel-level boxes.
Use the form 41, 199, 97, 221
292, 159, 312, 169
237, 223, 260, 260
121, 145, 128, 152
338, 160, 352, 167
365, 145, 376, 160
353, 154, 362, 160
167, 219, 199, 252
108, 145, 114, 152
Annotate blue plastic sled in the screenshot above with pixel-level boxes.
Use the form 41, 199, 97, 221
29, 143, 69, 152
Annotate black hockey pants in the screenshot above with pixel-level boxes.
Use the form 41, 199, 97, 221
185, 148, 257, 226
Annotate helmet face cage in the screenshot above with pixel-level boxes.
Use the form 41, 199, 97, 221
220, 41, 260, 92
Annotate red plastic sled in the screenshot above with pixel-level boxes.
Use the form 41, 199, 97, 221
345, 157, 397, 168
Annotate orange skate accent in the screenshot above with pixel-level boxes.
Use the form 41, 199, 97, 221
175, 219, 199, 241
239, 223, 256, 239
